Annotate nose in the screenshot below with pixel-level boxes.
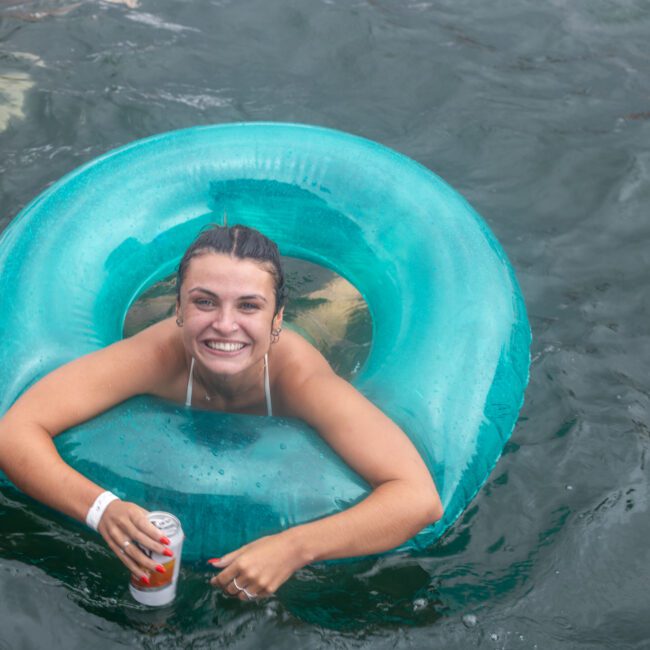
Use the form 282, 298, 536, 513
211, 306, 238, 333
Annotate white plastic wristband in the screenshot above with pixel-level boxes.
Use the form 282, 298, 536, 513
85, 490, 120, 531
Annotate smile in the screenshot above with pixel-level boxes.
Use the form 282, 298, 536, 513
204, 341, 247, 352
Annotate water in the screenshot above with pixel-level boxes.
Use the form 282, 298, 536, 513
1, 1, 649, 648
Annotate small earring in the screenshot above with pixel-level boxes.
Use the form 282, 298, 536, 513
271, 327, 282, 344
176, 316, 183, 327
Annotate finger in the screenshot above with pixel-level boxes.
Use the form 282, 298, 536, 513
211, 563, 241, 589
237, 585, 263, 602
120, 518, 175, 569
209, 547, 242, 569
218, 570, 268, 601
126, 539, 170, 576
239, 579, 271, 601
131, 572, 153, 588
220, 573, 259, 600
222, 576, 243, 597
130, 510, 170, 546
126, 523, 171, 559
105, 535, 150, 579
111, 536, 150, 574
209, 570, 268, 600
208, 549, 248, 588
104, 524, 165, 576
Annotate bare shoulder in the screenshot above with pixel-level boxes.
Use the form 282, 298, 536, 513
270, 329, 333, 394
4, 318, 185, 435
271, 329, 359, 418
126, 317, 186, 377
270, 330, 435, 491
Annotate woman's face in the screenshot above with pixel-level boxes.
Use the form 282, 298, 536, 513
177, 252, 282, 376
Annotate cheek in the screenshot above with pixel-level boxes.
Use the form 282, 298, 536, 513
248, 314, 275, 338
182, 310, 210, 333
250, 318, 271, 335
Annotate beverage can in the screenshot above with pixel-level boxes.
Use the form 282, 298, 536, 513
129, 511, 184, 607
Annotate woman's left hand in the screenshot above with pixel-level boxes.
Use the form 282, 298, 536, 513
208, 531, 307, 601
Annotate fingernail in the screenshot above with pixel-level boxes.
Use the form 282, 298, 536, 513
160, 536, 171, 545
155, 564, 166, 573
140, 575, 151, 586
162, 548, 174, 557
207, 557, 221, 565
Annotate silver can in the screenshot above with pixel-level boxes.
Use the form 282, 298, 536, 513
129, 511, 184, 607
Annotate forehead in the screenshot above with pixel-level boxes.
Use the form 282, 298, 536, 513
183, 252, 274, 295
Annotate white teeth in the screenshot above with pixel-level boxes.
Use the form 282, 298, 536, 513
205, 341, 245, 352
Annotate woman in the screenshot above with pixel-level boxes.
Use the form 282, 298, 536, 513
0, 224, 442, 601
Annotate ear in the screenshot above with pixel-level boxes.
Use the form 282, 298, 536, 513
273, 307, 284, 330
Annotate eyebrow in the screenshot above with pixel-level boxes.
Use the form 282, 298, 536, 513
188, 287, 268, 302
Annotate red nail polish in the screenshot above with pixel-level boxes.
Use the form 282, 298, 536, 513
162, 548, 174, 557
141, 575, 151, 586
160, 536, 171, 545
207, 557, 221, 565
155, 564, 166, 573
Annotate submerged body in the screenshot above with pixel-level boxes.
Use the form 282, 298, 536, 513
0, 227, 442, 600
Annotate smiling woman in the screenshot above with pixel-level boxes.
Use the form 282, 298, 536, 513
175, 226, 286, 413
0, 218, 443, 601
0, 123, 530, 603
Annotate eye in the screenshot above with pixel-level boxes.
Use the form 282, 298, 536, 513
240, 302, 260, 311
194, 298, 214, 308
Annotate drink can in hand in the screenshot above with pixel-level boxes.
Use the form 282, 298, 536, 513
129, 511, 184, 607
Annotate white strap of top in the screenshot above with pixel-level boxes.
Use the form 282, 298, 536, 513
185, 357, 195, 407
185, 355, 272, 416
264, 353, 272, 416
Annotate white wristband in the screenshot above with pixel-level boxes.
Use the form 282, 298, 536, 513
85, 491, 120, 531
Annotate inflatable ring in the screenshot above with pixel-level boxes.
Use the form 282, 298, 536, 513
0, 123, 530, 561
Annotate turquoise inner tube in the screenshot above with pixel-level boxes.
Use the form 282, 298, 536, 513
0, 123, 531, 561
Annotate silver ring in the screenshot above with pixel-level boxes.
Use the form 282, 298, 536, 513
232, 577, 244, 592
122, 540, 131, 550
243, 588, 257, 600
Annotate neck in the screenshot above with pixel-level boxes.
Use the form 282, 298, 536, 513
192, 355, 266, 407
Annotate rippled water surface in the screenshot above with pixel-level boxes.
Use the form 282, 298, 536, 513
1, 1, 649, 648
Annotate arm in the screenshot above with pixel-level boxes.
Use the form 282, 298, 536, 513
281, 373, 442, 559
211, 338, 442, 599
0, 319, 183, 579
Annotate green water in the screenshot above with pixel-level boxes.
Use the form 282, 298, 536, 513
1, 0, 649, 648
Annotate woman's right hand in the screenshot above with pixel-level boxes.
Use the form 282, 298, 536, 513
98, 500, 173, 584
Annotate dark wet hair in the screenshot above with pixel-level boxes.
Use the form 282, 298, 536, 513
176, 224, 287, 315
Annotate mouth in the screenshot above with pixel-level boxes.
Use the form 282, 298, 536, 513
202, 340, 248, 354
